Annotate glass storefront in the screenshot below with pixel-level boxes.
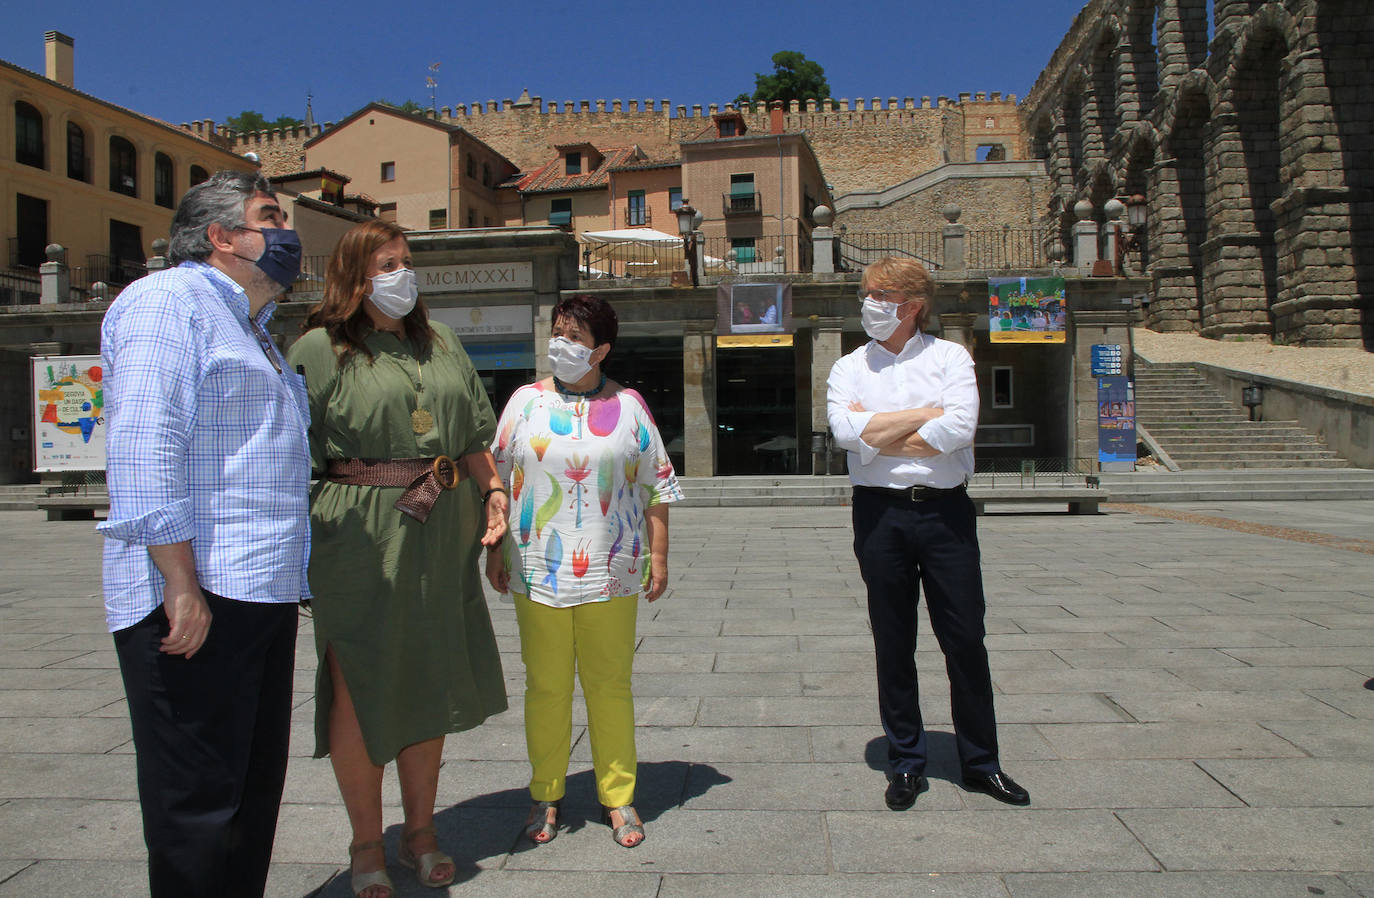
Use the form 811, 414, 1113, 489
715, 344, 800, 475
610, 336, 685, 474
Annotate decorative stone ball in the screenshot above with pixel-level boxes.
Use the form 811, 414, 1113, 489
812, 205, 834, 227
152, 238, 170, 256
941, 204, 962, 223
44, 243, 66, 262
1048, 242, 1066, 262
1073, 199, 1094, 221
1103, 198, 1125, 220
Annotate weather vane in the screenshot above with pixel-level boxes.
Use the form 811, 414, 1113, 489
426, 63, 439, 114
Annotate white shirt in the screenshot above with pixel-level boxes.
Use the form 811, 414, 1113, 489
826, 332, 979, 489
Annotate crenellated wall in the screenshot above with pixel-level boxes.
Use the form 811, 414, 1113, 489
183, 93, 1023, 199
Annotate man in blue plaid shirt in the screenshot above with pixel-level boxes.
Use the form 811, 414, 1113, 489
98, 170, 311, 898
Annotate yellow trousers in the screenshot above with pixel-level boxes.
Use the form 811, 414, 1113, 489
513, 592, 638, 807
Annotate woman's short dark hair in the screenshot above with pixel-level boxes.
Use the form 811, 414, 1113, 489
551, 294, 618, 350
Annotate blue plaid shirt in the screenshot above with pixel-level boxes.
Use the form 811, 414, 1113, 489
98, 261, 311, 631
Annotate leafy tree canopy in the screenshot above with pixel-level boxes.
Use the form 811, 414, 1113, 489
225, 110, 304, 133
734, 51, 831, 108
376, 98, 426, 114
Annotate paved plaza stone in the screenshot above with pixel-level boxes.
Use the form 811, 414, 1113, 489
1, 500, 1372, 897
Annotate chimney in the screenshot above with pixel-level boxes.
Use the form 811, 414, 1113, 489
45, 31, 74, 87
769, 102, 784, 135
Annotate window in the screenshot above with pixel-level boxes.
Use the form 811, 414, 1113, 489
565, 151, 581, 175
466, 154, 475, 178
429, 208, 447, 229
15, 101, 44, 168
728, 174, 756, 213
110, 136, 137, 197
189, 165, 209, 186
380, 161, 395, 182
467, 209, 476, 228
379, 202, 397, 223
154, 153, 175, 208
549, 198, 572, 227
718, 118, 737, 137
482, 163, 491, 187
627, 190, 646, 226
991, 366, 1014, 408
730, 237, 756, 264
976, 144, 1007, 162
669, 187, 683, 211
16, 194, 49, 268
66, 122, 87, 181
109, 219, 146, 286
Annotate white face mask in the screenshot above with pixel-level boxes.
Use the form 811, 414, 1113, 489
368, 267, 418, 319
548, 336, 595, 383
861, 296, 907, 341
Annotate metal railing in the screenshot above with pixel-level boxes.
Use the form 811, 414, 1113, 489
836, 231, 942, 271
0, 269, 42, 306
287, 254, 330, 298
624, 204, 651, 228
969, 457, 1100, 487
722, 192, 762, 215
966, 227, 1052, 270
698, 234, 804, 275
80, 254, 146, 289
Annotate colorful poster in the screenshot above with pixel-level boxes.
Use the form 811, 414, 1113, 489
988, 276, 1067, 343
32, 355, 106, 472
718, 283, 790, 335
1097, 375, 1135, 465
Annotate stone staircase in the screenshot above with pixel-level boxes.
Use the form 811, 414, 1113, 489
1098, 467, 1374, 503
1134, 361, 1347, 469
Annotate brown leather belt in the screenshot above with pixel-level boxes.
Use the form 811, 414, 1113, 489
855, 483, 966, 503
325, 456, 462, 523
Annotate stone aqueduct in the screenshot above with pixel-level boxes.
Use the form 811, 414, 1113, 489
1022, 0, 1372, 347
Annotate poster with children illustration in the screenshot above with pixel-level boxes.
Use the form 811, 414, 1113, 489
988, 276, 1066, 343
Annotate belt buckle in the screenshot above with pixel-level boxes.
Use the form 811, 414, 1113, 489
906, 485, 927, 502
432, 455, 460, 490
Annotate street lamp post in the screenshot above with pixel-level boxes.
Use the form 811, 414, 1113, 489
676, 201, 699, 287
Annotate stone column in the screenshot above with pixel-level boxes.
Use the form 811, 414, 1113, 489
938, 312, 978, 354
1146, 155, 1203, 332
1072, 200, 1099, 273
1070, 310, 1134, 468
1199, 105, 1271, 340
39, 245, 69, 305
811, 205, 835, 274
682, 322, 716, 476
810, 316, 844, 473
941, 204, 965, 271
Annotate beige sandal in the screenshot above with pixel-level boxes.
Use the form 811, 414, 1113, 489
600, 804, 645, 848
348, 839, 393, 898
399, 824, 455, 888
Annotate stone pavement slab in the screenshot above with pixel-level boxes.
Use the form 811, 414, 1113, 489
1, 501, 1372, 896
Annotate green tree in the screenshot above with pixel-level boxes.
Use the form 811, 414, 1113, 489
735, 51, 831, 108
376, 98, 426, 114
225, 110, 304, 133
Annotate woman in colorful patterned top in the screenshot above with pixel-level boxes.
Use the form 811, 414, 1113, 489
486, 294, 682, 849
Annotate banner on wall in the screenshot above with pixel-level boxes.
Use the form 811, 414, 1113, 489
717, 283, 790, 335
32, 355, 106, 472
1097, 375, 1136, 465
988, 276, 1066, 343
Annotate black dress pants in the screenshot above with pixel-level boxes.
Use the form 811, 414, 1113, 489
852, 488, 1000, 777
114, 591, 298, 898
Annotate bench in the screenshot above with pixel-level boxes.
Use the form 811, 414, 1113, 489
967, 484, 1106, 515
34, 489, 109, 521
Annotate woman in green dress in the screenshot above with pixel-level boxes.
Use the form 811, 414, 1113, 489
287, 220, 509, 898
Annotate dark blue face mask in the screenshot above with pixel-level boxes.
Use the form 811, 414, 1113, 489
235, 226, 303, 288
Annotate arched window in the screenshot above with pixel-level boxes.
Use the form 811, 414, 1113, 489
67, 121, 88, 181
15, 101, 44, 168
154, 153, 175, 208
189, 165, 210, 186
110, 136, 137, 196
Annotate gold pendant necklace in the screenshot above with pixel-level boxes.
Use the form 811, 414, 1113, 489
384, 345, 434, 435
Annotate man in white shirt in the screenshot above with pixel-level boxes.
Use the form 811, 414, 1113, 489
827, 256, 1029, 811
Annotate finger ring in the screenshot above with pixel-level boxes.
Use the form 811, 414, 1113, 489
182, 635, 189, 640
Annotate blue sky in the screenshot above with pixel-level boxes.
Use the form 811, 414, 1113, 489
4, 0, 1091, 127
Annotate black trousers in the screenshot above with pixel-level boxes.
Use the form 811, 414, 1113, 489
114, 591, 298, 898
852, 488, 1000, 777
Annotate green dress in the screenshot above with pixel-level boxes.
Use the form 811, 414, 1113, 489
287, 323, 507, 764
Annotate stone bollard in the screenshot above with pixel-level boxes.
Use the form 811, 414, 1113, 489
40, 244, 70, 305
941, 205, 965, 270
145, 238, 171, 272
812, 206, 835, 274
1072, 200, 1099, 274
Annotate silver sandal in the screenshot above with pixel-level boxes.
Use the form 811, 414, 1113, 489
600, 804, 645, 848
524, 799, 561, 844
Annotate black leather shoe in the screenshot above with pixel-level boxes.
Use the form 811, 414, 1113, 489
962, 770, 1030, 805
884, 772, 926, 811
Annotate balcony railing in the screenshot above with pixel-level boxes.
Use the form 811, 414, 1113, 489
80, 254, 146, 289
0, 269, 42, 306
722, 192, 761, 215
966, 227, 1052, 269
624, 204, 650, 228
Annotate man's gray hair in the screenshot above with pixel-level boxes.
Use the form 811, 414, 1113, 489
167, 170, 275, 264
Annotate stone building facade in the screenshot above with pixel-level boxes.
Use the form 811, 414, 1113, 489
1022, 0, 1372, 347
